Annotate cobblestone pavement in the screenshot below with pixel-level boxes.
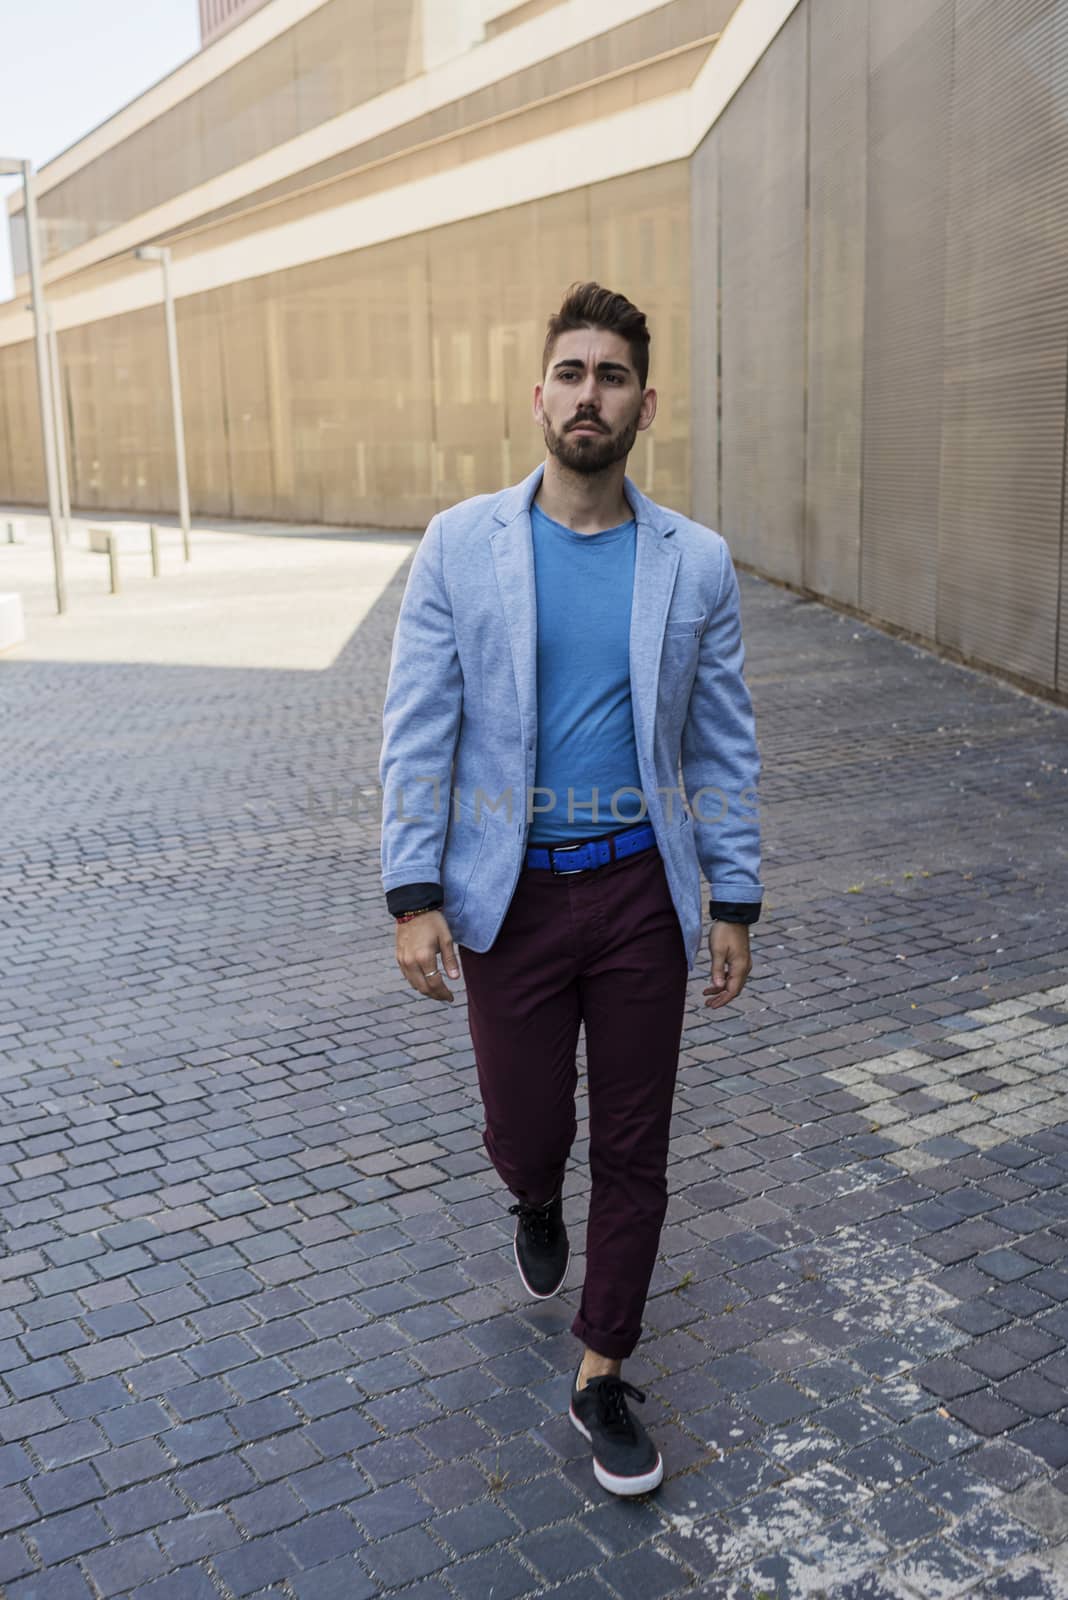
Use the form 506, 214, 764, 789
2, 520, 1068, 1600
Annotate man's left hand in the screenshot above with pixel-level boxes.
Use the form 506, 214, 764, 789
702, 921, 752, 1009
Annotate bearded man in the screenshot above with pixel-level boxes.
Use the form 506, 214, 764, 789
379, 281, 763, 1495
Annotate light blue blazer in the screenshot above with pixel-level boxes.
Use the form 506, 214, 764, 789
379, 462, 763, 974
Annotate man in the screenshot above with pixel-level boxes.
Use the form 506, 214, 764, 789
379, 282, 762, 1496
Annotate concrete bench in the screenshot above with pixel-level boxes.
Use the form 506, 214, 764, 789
89, 525, 159, 553
89, 525, 165, 587
0, 592, 25, 652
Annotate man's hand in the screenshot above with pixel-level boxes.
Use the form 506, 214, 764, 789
396, 909, 461, 1004
702, 921, 752, 1009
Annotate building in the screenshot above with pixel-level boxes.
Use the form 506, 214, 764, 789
199, 0, 275, 49
2, 0, 1067, 700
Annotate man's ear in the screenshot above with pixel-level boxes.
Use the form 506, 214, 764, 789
637, 387, 658, 432
532, 382, 545, 424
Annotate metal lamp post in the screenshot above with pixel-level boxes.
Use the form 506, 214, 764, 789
135, 245, 191, 561
0, 156, 67, 612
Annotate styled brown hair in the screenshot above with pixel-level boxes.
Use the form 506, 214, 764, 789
542, 281, 651, 390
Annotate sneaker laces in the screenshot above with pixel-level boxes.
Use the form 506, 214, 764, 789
591, 1376, 646, 1437
508, 1199, 557, 1247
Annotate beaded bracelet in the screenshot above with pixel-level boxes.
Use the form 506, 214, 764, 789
394, 906, 440, 923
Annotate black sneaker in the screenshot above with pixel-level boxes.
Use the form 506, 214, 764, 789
508, 1191, 569, 1299
569, 1367, 664, 1496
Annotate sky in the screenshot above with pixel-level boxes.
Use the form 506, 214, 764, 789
0, 0, 201, 301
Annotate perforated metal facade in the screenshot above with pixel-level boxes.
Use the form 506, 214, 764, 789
690, 0, 1068, 697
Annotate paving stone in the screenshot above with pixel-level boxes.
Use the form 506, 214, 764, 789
81, 1533, 170, 1597
359, 1525, 449, 1587
352, 1481, 434, 1539
444, 1546, 540, 1599
288, 1557, 379, 1600
885, 1532, 988, 1595
290, 1458, 369, 1512
600, 1545, 693, 1599
210, 1533, 298, 1596
8, 1565, 98, 1600
433, 1500, 519, 1556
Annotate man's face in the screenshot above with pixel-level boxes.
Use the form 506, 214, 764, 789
534, 326, 657, 475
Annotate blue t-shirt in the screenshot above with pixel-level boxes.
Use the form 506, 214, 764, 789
528, 501, 645, 844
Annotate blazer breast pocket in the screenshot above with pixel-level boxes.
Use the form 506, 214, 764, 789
664, 614, 707, 639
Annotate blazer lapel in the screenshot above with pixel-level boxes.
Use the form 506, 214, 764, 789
628, 506, 681, 764
490, 465, 543, 757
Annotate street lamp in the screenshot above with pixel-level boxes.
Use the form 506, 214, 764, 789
135, 245, 191, 561
0, 157, 66, 612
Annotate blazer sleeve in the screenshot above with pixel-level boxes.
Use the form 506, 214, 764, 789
680, 538, 764, 909
379, 513, 463, 896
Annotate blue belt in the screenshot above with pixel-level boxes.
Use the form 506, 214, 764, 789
524, 820, 657, 875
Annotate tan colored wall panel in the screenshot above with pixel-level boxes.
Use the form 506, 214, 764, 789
63, 322, 105, 509
937, 0, 1068, 689
219, 282, 277, 519
719, 4, 807, 577
0, 348, 14, 500
50, 306, 175, 514
429, 217, 510, 507
178, 298, 234, 517
0, 343, 44, 504
860, 0, 953, 639
804, 0, 866, 605
589, 164, 692, 511
690, 124, 720, 530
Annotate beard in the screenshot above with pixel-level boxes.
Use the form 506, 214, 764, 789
542, 406, 641, 476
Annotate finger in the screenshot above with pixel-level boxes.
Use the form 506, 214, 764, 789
399, 942, 439, 998
440, 930, 460, 981
724, 966, 746, 1001
702, 952, 728, 1001
425, 974, 454, 1003
703, 951, 728, 994
410, 950, 454, 1004
704, 960, 750, 1008
400, 957, 434, 998
705, 980, 731, 1009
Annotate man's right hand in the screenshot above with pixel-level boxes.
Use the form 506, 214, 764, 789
395, 909, 461, 1003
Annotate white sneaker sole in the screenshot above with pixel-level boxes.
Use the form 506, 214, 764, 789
513, 1234, 570, 1300
569, 1405, 665, 1496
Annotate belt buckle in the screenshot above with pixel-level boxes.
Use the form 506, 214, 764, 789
549, 841, 588, 875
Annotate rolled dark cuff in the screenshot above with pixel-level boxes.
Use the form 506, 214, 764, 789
709, 900, 761, 925
386, 882, 444, 917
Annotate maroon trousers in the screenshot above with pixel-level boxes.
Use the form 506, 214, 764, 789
458, 844, 689, 1359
